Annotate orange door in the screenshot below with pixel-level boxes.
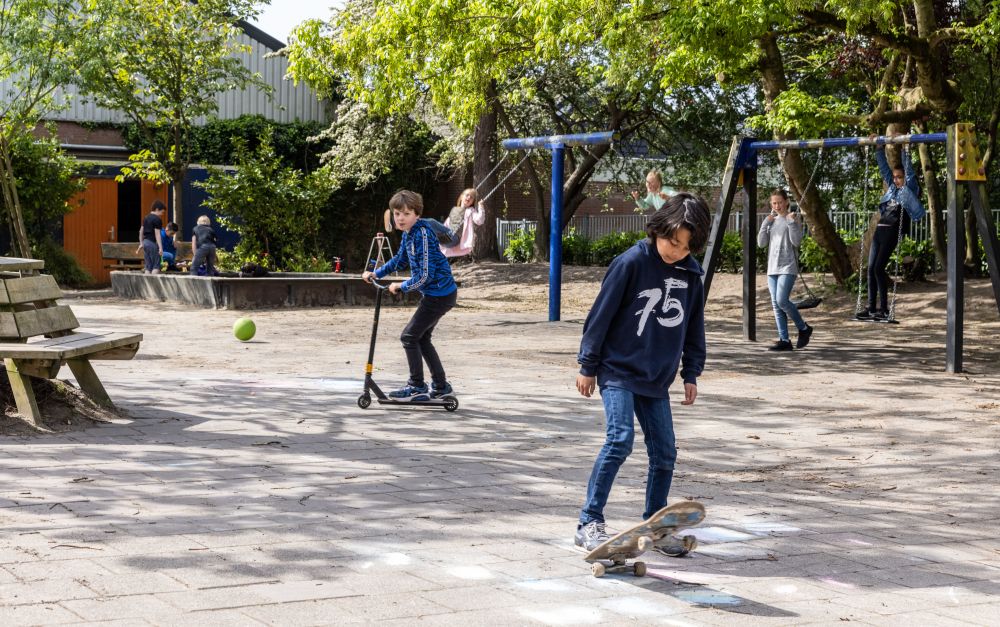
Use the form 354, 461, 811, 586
64, 178, 118, 285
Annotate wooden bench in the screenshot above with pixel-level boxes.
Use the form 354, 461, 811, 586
0, 257, 142, 426
101, 241, 194, 271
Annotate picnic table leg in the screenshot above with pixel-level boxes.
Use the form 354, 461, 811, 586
66, 358, 113, 407
4, 358, 42, 427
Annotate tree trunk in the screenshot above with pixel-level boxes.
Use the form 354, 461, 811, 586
757, 33, 853, 283
171, 178, 184, 233
964, 207, 980, 272
0, 135, 32, 258
914, 122, 947, 269
472, 81, 499, 260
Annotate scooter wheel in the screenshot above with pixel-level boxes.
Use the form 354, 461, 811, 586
357, 394, 371, 409
442, 396, 459, 412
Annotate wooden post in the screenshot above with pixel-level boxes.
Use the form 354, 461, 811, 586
742, 165, 758, 342
945, 125, 965, 373
702, 136, 746, 296
4, 358, 41, 427
66, 359, 112, 406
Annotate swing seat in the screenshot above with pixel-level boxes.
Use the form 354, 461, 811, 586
792, 296, 823, 309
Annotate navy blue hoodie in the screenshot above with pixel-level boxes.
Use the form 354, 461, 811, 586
577, 240, 706, 398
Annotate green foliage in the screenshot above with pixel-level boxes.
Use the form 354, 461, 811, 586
561, 228, 591, 266
799, 235, 833, 272
699, 231, 767, 274
198, 133, 336, 271
590, 231, 645, 267
284, 253, 333, 273
121, 116, 331, 172
31, 238, 91, 288
711, 231, 745, 274
3, 132, 87, 239
504, 227, 536, 263
894, 236, 934, 282
78, 0, 268, 206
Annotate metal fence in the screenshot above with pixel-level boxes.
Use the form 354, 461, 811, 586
497, 208, 1000, 256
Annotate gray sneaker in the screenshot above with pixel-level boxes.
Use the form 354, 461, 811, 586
651, 534, 698, 558
574, 521, 610, 551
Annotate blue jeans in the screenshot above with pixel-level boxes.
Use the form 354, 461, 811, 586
767, 274, 806, 341
580, 386, 677, 524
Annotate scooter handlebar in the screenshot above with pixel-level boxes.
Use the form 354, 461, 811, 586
369, 277, 389, 290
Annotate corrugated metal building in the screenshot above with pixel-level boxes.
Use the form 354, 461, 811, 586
3, 21, 331, 284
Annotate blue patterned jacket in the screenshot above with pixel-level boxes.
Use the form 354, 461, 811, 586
375, 219, 457, 296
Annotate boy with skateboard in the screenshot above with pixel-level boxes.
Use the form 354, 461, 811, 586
575, 193, 711, 557
362, 190, 458, 400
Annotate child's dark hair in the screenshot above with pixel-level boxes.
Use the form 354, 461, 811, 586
645, 192, 711, 253
151, 200, 166, 212
389, 190, 424, 216
166, 221, 179, 231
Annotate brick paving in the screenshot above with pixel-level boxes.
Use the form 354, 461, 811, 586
0, 288, 998, 626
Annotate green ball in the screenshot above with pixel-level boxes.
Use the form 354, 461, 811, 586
233, 317, 256, 342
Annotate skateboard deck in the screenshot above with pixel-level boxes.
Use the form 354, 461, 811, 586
584, 501, 705, 577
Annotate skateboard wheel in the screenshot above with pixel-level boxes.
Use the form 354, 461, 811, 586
633, 562, 647, 577
591, 562, 605, 578
637, 536, 653, 552
357, 394, 371, 409
442, 396, 459, 412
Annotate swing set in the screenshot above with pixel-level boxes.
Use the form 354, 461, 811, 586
701, 123, 1000, 373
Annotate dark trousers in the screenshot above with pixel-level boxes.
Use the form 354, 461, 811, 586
401, 290, 457, 387
867, 216, 909, 312
190, 244, 217, 276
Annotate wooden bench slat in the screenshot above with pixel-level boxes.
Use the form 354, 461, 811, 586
0, 260, 142, 425
101, 241, 194, 262
4, 275, 63, 303
0, 305, 79, 340
0, 331, 143, 360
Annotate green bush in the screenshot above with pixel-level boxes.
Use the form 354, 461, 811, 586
561, 228, 592, 265
31, 239, 92, 288
799, 235, 832, 272
504, 227, 536, 263
706, 231, 767, 273
198, 132, 335, 271
590, 231, 645, 266
894, 236, 934, 281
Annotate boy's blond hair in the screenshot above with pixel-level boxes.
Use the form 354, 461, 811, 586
389, 190, 424, 216
196, 215, 211, 226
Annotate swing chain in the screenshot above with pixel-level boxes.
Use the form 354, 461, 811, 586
886, 146, 909, 322
480, 151, 533, 204
855, 146, 871, 315
780, 147, 824, 304
473, 152, 511, 194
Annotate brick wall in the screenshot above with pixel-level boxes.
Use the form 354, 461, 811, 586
34, 121, 125, 147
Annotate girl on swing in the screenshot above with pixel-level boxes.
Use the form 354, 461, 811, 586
383, 188, 486, 257
757, 189, 814, 351
856, 142, 925, 321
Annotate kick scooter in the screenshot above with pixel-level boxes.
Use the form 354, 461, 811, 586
358, 278, 459, 412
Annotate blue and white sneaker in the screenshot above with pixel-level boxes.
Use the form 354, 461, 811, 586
388, 383, 429, 402
430, 381, 453, 398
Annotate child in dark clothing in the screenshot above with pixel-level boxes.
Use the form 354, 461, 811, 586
190, 215, 218, 276
574, 192, 711, 557
161, 222, 180, 271
363, 190, 458, 401
136, 200, 166, 274
856, 144, 925, 320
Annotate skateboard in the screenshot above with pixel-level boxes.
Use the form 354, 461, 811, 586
584, 501, 705, 578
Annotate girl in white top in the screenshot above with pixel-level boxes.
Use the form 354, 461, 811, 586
757, 189, 813, 351
632, 170, 670, 212
441, 188, 486, 258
